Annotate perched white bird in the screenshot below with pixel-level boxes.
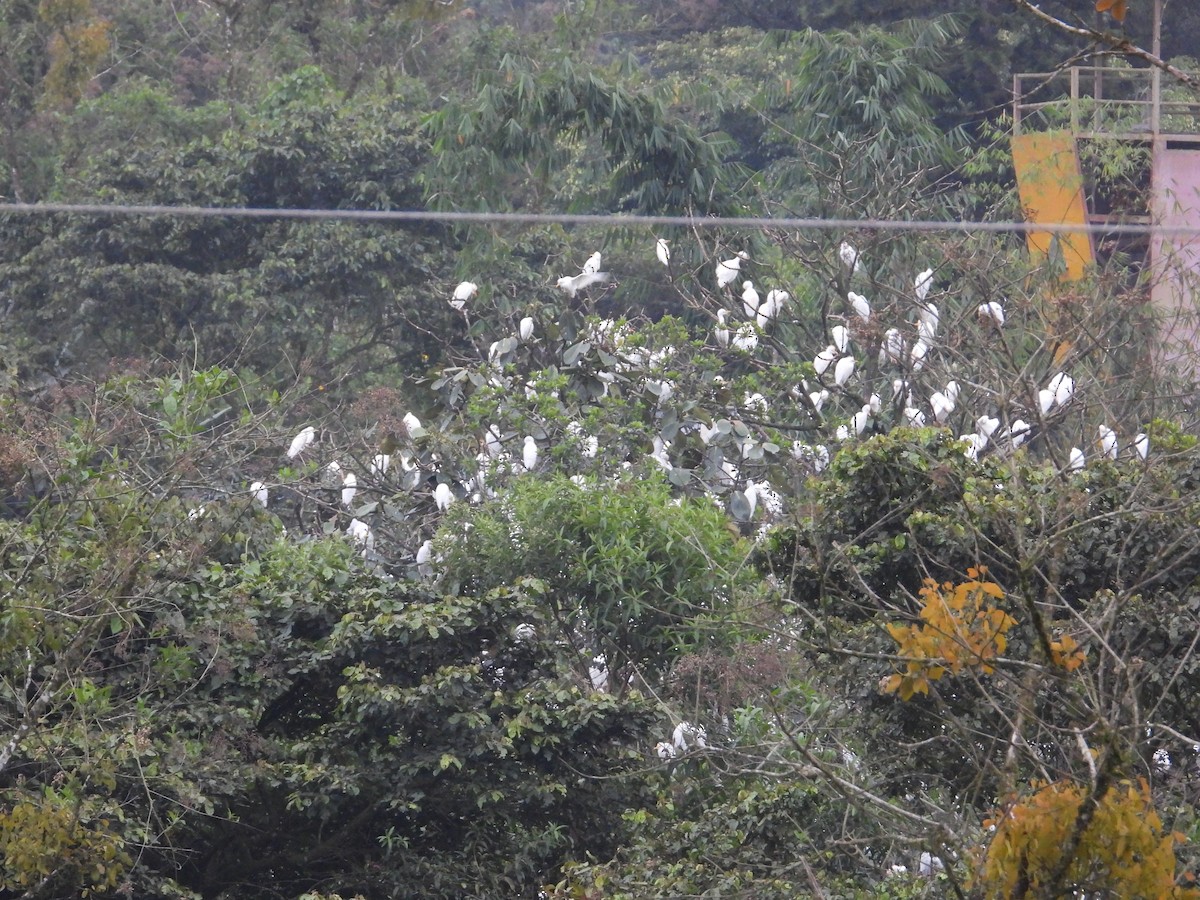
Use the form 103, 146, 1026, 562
415, 539, 434, 578
341, 472, 357, 508
904, 407, 927, 427
741, 281, 760, 319
918, 853, 944, 877
716, 250, 749, 288
831, 325, 850, 354
976, 415, 1000, 444
1047, 371, 1075, 408
1134, 432, 1149, 460
808, 389, 829, 412
945, 381, 960, 404
978, 301, 1005, 328
519, 316, 535, 342
847, 291, 871, 322
914, 268, 934, 302
451, 281, 477, 310
1009, 419, 1031, 448
402, 411, 423, 435
433, 482, 454, 511
879, 328, 905, 366
1038, 389, 1055, 416
672, 721, 708, 752
346, 518, 374, 552
250, 481, 269, 508
371, 454, 391, 477
910, 338, 930, 371
930, 390, 955, 424
557, 271, 611, 298
484, 424, 504, 458
868, 393, 882, 415
760, 289, 789, 328
834, 355, 856, 387
714, 309, 731, 348
731, 322, 758, 353
839, 241, 862, 274
851, 406, 871, 436
286, 425, 315, 459
522, 435, 538, 472
960, 433, 985, 461
1068, 446, 1086, 471
814, 345, 839, 376
918, 302, 939, 341
513, 622, 536, 642
583, 251, 602, 274
655, 238, 670, 267
655, 741, 677, 760
1098, 424, 1118, 460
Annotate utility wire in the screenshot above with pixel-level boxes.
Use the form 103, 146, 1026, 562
2, 202, 1199, 236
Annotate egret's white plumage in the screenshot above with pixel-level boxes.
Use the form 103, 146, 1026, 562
286, 426, 315, 459
978, 301, 1005, 328
522, 435, 538, 472
847, 291, 871, 322
347, 518, 374, 552
583, 251, 602, 274
371, 454, 391, 477
1047, 371, 1075, 408
655, 238, 670, 267
814, 345, 838, 376
1069, 446, 1086, 471
433, 482, 454, 511
839, 241, 862, 274
1098, 424, 1118, 460
834, 355, 856, 387
519, 316, 534, 342
831, 325, 849, 354
731, 322, 758, 353
714, 309, 731, 348
1134, 432, 1149, 460
341, 472, 357, 508
250, 481, 269, 508
716, 251, 749, 288
451, 281, 477, 310
914, 268, 934, 301
741, 281, 760, 319
557, 270, 611, 297
879, 328, 905, 366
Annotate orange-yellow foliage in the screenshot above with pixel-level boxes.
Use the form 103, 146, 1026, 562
978, 778, 1199, 899
882, 568, 1016, 700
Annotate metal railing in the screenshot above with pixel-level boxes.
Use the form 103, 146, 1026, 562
1013, 66, 1200, 140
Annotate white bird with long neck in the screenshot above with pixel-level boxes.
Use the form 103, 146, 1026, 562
557, 270, 611, 297
834, 355, 856, 387
847, 291, 871, 322
1098, 424, 1118, 460
831, 325, 849, 354
655, 238, 670, 267
716, 251, 749, 288
433, 482, 454, 511
583, 251, 602, 274
978, 301, 1005, 328
341, 472, 358, 508
451, 281, 477, 310
741, 281, 760, 319
879, 328, 905, 366
519, 316, 534, 342
714, 309, 731, 348
286, 426, 315, 459
250, 481, 269, 508
731, 322, 758, 353
914, 268, 934, 302
814, 345, 838, 376
522, 435, 538, 472
839, 241, 862, 274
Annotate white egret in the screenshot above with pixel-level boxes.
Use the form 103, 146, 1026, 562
1098, 424, 1118, 460
814, 345, 838, 376
513, 622, 536, 642
831, 324, 850, 354
977, 301, 1005, 328
893, 378, 910, 403
519, 316, 534, 342
918, 302, 939, 340
1009, 419, 1031, 448
879, 328, 905, 366
250, 481, 269, 508
1069, 446, 1086, 471
910, 338, 930, 371
655, 741, 677, 760
716, 250, 749, 288
484, 423, 504, 458
557, 270, 611, 298
808, 389, 829, 412
731, 322, 758, 353
588, 655, 609, 692
904, 407, 927, 427
583, 251, 602, 274
371, 454, 391, 477
741, 281, 760, 319
914, 268, 934, 301
1134, 432, 1149, 460
930, 390, 954, 424
960, 433, 984, 461
714, 309, 731, 348
847, 291, 871, 322
838, 241, 862, 274
187, 505, 207, 521
918, 853, 944, 877
415, 539, 434, 578
655, 238, 670, 267
341, 472, 357, 508
522, 435, 538, 472
868, 393, 882, 415
945, 381, 960, 405
672, 721, 707, 752
402, 411, 423, 435
851, 406, 871, 436
760, 289, 789, 328
834, 355, 856, 387
286, 425, 315, 459
740, 482, 758, 519
976, 415, 1000, 444
1047, 371, 1075, 408
451, 281, 477, 310
1038, 389, 1055, 416
433, 482, 454, 511
346, 518, 374, 552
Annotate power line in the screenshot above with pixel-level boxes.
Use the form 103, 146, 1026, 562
2, 202, 1199, 236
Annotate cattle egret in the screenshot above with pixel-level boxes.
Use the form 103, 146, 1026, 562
851, 406, 871, 436
831, 325, 849, 354
519, 316, 535, 342
976, 415, 1000, 443
513, 622, 536, 642
1134, 432, 1149, 460
655, 741, 677, 760
286, 426, 315, 459
834, 355, 856, 387
451, 281, 477, 310
347, 518, 374, 552
879, 328, 905, 366
716, 250, 749, 288
714, 309, 731, 347
371, 454, 391, 477
760, 289, 789, 328
484, 424, 503, 458
1009, 419, 1031, 448
847, 291, 871, 322
250, 481, 269, 508
814, 345, 838, 376
655, 238, 670, 267
910, 338, 930, 371
589, 655, 609, 691
914, 268, 934, 301
808, 389, 829, 412
740, 482, 758, 519
978, 301, 1005, 328
960, 433, 984, 461
1069, 446, 1086, 471
918, 302, 939, 340
930, 390, 954, 424
868, 393, 882, 415
741, 281, 760, 319
839, 241, 862, 274
918, 853, 944, 877
1098, 424, 1118, 460
402, 412, 423, 434
416, 539, 434, 578
557, 270, 611, 297
1038, 389, 1055, 416
731, 322, 758, 353
433, 482, 454, 511
1047, 371, 1075, 408
341, 472, 357, 508
522, 435, 538, 472
672, 721, 707, 752
904, 407, 927, 427
583, 251, 602, 274
945, 381, 960, 404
